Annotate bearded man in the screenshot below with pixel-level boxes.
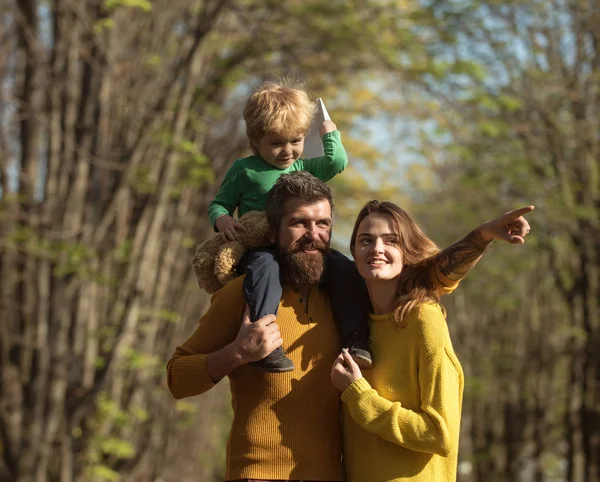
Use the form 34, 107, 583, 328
167, 171, 532, 482
168, 171, 346, 482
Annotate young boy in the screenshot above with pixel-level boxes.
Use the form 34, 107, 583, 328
206, 78, 371, 372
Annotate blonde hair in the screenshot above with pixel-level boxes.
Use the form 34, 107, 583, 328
350, 201, 446, 327
243, 78, 316, 146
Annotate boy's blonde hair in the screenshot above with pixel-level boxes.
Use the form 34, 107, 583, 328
243, 78, 316, 146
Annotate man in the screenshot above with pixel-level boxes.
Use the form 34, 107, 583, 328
167, 171, 532, 482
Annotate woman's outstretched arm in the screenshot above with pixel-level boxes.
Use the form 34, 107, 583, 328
431, 205, 534, 294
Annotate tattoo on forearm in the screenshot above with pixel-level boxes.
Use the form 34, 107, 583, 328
437, 230, 493, 281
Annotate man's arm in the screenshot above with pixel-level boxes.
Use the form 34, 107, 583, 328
434, 205, 534, 285
166, 281, 282, 399
206, 309, 281, 383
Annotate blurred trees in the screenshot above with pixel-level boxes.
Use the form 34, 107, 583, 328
407, 0, 600, 480
0, 0, 418, 480
0, 0, 597, 481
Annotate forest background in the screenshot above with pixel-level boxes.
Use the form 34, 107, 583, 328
1, 0, 598, 481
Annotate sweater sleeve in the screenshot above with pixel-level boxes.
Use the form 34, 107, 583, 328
166, 279, 246, 399
430, 262, 460, 296
302, 130, 348, 182
341, 309, 462, 456
208, 162, 244, 228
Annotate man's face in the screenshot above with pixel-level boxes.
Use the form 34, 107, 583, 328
275, 198, 332, 284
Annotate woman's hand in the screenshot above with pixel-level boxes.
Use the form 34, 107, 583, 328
331, 348, 363, 392
476, 205, 534, 244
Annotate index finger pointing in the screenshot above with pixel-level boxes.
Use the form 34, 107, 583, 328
504, 205, 535, 221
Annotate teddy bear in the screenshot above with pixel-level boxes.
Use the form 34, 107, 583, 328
192, 211, 271, 294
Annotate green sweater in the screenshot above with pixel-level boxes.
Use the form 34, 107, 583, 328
208, 130, 347, 227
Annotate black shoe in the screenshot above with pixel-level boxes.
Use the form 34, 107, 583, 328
350, 347, 372, 369
250, 347, 295, 373
346, 332, 373, 369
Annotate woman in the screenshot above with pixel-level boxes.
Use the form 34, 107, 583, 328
331, 200, 464, 482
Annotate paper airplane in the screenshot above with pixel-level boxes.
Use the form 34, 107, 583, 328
303, 98, 331, 158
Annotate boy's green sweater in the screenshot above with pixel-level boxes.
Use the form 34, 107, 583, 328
208, 131, 347, 227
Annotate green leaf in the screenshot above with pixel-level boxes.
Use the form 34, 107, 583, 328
105, 0, 152, 12
88, 466, 121, 482
93, 18, 115, 34
573, 205, 598, 221
497, 94, 522, 112
97, 437, 136, 459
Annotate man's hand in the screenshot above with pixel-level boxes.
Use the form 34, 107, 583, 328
232, 306, 283, 364
206, 307, 282, 383
476, 205, 534, 244
320, 120, 337, 136
215, 214, 246, 242
331, 348, 363, 392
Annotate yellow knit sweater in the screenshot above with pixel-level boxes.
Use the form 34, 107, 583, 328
166, 276, 344, 481
341, 304, 464, 482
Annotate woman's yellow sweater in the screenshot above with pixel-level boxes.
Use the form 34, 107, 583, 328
341, 304, 464, 482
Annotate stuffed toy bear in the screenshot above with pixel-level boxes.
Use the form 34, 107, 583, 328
192, 211, 271, 294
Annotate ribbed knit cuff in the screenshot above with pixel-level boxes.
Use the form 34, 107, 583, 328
167, 354, 216, 398
209, 212, 228, 231
341, 377, 371, 406
320, 130, 340, 141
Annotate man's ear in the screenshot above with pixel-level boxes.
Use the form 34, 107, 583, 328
268, 229, 276, 245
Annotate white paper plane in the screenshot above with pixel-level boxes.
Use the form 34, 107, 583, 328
302, 98, 331, 158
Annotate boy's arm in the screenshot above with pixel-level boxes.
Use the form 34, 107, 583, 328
208, 162, 243, 229
431, 206, 535, 294
302, 122, 348, 182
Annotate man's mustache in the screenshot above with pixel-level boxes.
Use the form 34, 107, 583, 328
289, 239, 328, 254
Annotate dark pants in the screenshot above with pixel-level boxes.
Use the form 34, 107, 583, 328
237, 247, 371, 344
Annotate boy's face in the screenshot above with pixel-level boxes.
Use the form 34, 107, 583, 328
254, 132, 305, 169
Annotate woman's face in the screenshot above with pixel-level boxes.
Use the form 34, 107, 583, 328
353, 213, 403, 281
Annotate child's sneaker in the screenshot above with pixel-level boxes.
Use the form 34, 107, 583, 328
346, 332, 372, 369
251, 347, 295, 373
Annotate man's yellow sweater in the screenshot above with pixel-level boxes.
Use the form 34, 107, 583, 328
341, 304, 464, 482
166, 276, 344, 481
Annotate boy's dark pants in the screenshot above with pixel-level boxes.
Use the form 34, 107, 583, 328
237, 248, 371, 344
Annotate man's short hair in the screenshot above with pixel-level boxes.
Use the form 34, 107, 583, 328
243, 78, 316, 145
266, 172, 334, 232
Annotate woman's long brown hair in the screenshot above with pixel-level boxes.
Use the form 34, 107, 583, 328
350, 201, 445, 327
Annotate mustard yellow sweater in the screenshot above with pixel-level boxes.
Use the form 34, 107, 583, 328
166, 276, 344, 481
341, 304, 464, 482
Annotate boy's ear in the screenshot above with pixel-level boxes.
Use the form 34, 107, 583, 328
249, 140, 259, 155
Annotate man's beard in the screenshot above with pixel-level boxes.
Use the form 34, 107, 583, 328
279, 238, 329, 285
